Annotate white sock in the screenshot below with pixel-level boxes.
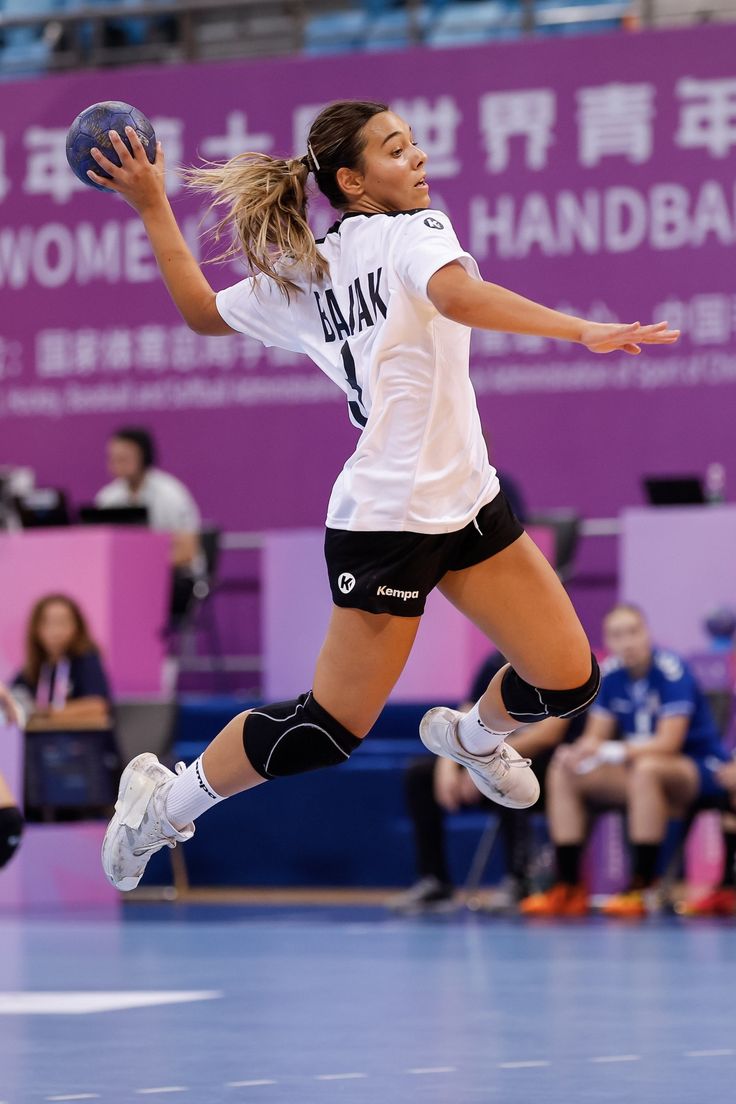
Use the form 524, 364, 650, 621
457, 702, 513, 755
165, 756, 224, 828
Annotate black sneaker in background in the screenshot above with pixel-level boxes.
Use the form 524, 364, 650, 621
386, 876, 456, 915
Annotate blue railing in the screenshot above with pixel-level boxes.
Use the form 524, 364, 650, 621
0, 0, 634, 78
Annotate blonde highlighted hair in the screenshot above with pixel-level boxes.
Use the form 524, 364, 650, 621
185, 100, 388, 300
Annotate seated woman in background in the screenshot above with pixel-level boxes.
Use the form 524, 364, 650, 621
1, 595, 112, 729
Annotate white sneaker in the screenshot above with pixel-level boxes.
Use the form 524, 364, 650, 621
101, 753, 194, 891
419, 707, 540, 810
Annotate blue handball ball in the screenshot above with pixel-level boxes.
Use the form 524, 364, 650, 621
65, 100, 156, 192
704, 606, 736, 643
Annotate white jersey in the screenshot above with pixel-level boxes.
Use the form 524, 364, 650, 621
96, 468, 201, 533
216, 209, 499, 534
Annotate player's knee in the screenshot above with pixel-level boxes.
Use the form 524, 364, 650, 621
0, 806, 23, 870
629, 755, 662, 781
501, 654, 601, 724
243, 692, 362, 780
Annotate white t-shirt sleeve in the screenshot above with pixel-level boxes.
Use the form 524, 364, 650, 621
393, 211, 480, 302
95, 481, 126, 507
216, 273, 304, 352
170, 484, 201, 532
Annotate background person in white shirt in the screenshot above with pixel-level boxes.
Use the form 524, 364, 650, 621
96, 426, 203, 620
86, 100, 680, 893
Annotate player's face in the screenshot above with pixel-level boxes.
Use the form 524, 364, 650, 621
108, 438, 145, 483
37, 601, 77, 660
346, 111, 430, 212
603, 610, 652, 672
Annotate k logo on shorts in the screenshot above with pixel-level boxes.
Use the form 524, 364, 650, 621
424, 218, 444, 230
338, 572, 356, 594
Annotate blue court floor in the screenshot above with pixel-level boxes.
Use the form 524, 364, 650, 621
0, 906, 734, 1104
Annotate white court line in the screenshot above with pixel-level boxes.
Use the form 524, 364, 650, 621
47, 1097, 101, 1102
685, 1049, 735, 1058
407, 1067, 456, 1075
227, 1081, 278, 1088
315, 1073, 367, 1081
498, 1061, 550, 1069
590, 1055, 641, 1064
136, 1089, 189, 1096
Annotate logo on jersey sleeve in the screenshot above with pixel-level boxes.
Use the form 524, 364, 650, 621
424, 217, 445, 230
654, 650, 684, 682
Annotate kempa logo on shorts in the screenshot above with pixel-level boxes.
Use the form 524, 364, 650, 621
376, 585, 419, 600
338, 572, 356, 594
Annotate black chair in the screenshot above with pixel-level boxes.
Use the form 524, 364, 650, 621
168, 525, 226, 689
527, 510, 581, 582
113, 698, 178, 766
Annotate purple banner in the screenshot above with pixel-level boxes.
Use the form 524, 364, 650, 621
1, 26, 736, 529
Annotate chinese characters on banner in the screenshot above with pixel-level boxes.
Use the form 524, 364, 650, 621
1, 29, 736, 421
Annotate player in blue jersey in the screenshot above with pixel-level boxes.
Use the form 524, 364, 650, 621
521, 603, 731, 917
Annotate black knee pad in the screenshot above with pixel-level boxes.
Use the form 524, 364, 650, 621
501, 655, 600, 724
244, 692, 362, 780
0, 806, 23, 869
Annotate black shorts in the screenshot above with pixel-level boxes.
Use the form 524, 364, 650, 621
324, 492, 524, 617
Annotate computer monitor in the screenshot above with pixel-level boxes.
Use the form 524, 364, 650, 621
78, 505, 149, 526
15, 489, 71, 528
642, 476, 706, 506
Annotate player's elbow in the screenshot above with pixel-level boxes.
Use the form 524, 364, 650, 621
184, 295, 231, 337
186, 312, 218, 337
431, 289, 469, 323
187, 317, 213, 337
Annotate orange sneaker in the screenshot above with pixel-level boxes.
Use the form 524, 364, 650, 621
601, 890, 647, 919
678, 887, 736, 917
519, 883, 589, 917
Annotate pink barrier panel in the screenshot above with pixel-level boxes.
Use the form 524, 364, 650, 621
0, 527, 171, 695
685, 813, 725, 891
0, 722, 118, 910
262, 526, 554, 703
620, 506, 736, 655
0, 823, 118, 911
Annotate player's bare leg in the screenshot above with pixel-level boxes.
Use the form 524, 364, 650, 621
419, 533, 592, 811
201, 607, 421, 796
103, 608, 419, 889
439, 533, 592, 731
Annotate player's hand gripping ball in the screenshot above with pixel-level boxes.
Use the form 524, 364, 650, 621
66, 101, 156, 192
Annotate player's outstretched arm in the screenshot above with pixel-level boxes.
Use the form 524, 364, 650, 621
87, 128, 231, 337
427, 261, 679, 355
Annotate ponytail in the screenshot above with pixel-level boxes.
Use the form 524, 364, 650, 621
184, 153, 328, 300
185, 100, 388, 300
